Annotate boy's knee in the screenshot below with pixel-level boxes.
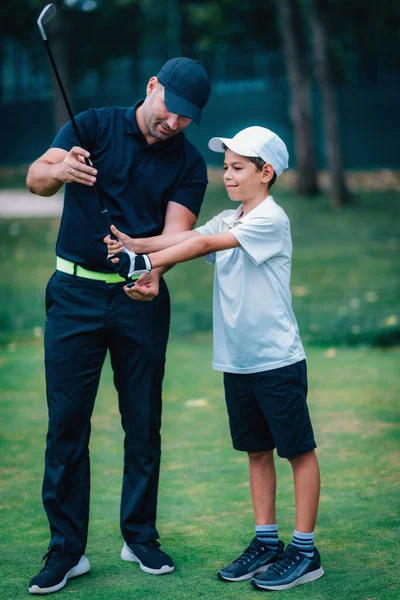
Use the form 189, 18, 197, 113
287, 448, 317, 465
248, 449, 274, 462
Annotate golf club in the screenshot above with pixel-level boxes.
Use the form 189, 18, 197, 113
37, 3, 134, 283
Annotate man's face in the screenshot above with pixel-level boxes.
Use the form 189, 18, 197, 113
142, 79, 192, 141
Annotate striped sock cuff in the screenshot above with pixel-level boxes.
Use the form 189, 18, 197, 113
256, 524, 279, 548
291, 529, 315, 557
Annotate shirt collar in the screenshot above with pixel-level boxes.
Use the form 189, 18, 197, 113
125, 100, 185, 153
222, 196, 274, 226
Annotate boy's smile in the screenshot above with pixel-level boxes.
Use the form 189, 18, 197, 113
223, 148, 273, 214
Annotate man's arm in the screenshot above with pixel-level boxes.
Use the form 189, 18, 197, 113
26, 146, 97, 196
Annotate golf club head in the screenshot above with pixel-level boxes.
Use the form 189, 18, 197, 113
37, 4, 57, 41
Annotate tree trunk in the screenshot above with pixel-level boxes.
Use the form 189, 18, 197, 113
167, 0, 181, 57
307, 0, 350, 207
49, 0, 71, 132
276, 0, 318, 196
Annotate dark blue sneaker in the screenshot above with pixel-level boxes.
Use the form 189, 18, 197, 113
251, 544, 324, 591
217, 538, 284, 582
29, 548, 90, 594
121, 541, 174, 575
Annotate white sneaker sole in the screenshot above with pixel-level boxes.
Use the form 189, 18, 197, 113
121, 542, 174, 575
253, 566, 325, 590
29, 555, 90, 595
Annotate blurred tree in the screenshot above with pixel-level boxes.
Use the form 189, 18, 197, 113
182, 0, 280, 53
0, 0, 141, 128
306, 0, 350, 207
276, 0, 318, 196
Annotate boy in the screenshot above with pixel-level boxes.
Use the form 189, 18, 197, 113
104, 126, 324, 591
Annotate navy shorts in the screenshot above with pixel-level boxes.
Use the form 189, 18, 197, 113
223, 360, 316, 459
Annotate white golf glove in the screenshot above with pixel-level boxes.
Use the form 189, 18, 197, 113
125, 248, 152, 277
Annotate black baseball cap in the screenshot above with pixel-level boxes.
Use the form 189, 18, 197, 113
156, 57, 211, 125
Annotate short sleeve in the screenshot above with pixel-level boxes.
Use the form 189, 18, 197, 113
194, 214, 223, 264
50, 109, 97, 153
195, 214, 222, 237
230, 214, 286, 266
168, 155, 208, 218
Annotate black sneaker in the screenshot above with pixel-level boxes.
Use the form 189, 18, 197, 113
251, 544, 324, 591
29, 547, 90, 594
121, 541, 174, 575
217, 537, 284, 582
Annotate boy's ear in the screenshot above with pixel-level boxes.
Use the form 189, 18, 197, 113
261, 163, 275, 183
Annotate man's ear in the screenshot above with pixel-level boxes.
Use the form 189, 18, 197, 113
261, 163, 275, 183
146, 76, 159, 96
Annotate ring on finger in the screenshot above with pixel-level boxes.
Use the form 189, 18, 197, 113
71, 168, 75, 176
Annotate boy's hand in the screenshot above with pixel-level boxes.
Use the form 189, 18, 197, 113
106, 244, 152, 278
103, 224, 136, 254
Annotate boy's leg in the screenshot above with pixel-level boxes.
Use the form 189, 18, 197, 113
248, 450, 276, 525
217, 375, 283, 582
289, 449, 320, 533
251, 362, 324, 590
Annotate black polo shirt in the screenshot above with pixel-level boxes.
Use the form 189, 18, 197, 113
51, 101, 208, 272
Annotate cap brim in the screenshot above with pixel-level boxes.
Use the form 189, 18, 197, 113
208, 136, 259, 157
164, 88, 201, 125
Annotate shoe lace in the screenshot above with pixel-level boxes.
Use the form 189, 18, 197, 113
40, 548, 64, 573
235, 540, 263, 565
270, 550, 299, 575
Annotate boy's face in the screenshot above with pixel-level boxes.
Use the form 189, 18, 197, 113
223, 148, 269, 202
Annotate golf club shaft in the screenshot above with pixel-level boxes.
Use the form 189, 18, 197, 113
39, 4, 132, 281
43, 39, 109, 219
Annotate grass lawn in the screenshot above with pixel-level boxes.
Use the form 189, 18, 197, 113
0, 340, 399, 599
0, 186, 399, 346
0, 184, 399, 598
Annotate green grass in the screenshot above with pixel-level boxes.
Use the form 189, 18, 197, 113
0, 340, 399, 599
0, 185, 399, 346
0, 184, 399, 597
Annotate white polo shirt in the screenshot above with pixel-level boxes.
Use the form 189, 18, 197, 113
195, 196, 305, 374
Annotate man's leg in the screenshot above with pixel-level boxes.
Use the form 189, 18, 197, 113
107, 280, 174, 574
43, 273, 108, 554
30, 274, 108, 594
107, 280, 170, 544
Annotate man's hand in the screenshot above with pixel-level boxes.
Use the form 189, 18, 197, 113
54, 146, 97, 186
123, 271, 160, 302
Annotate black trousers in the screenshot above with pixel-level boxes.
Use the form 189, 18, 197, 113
43, 271, 170, 554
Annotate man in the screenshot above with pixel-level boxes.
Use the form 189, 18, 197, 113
26, 57, 211, 595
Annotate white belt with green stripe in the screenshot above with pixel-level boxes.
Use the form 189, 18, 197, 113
56, 256, 139, 284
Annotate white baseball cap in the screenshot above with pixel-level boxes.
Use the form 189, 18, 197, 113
208, 126, 289, 177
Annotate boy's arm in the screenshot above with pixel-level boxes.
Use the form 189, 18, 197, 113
147, 231, 240, 270
105, 223, 199, 255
